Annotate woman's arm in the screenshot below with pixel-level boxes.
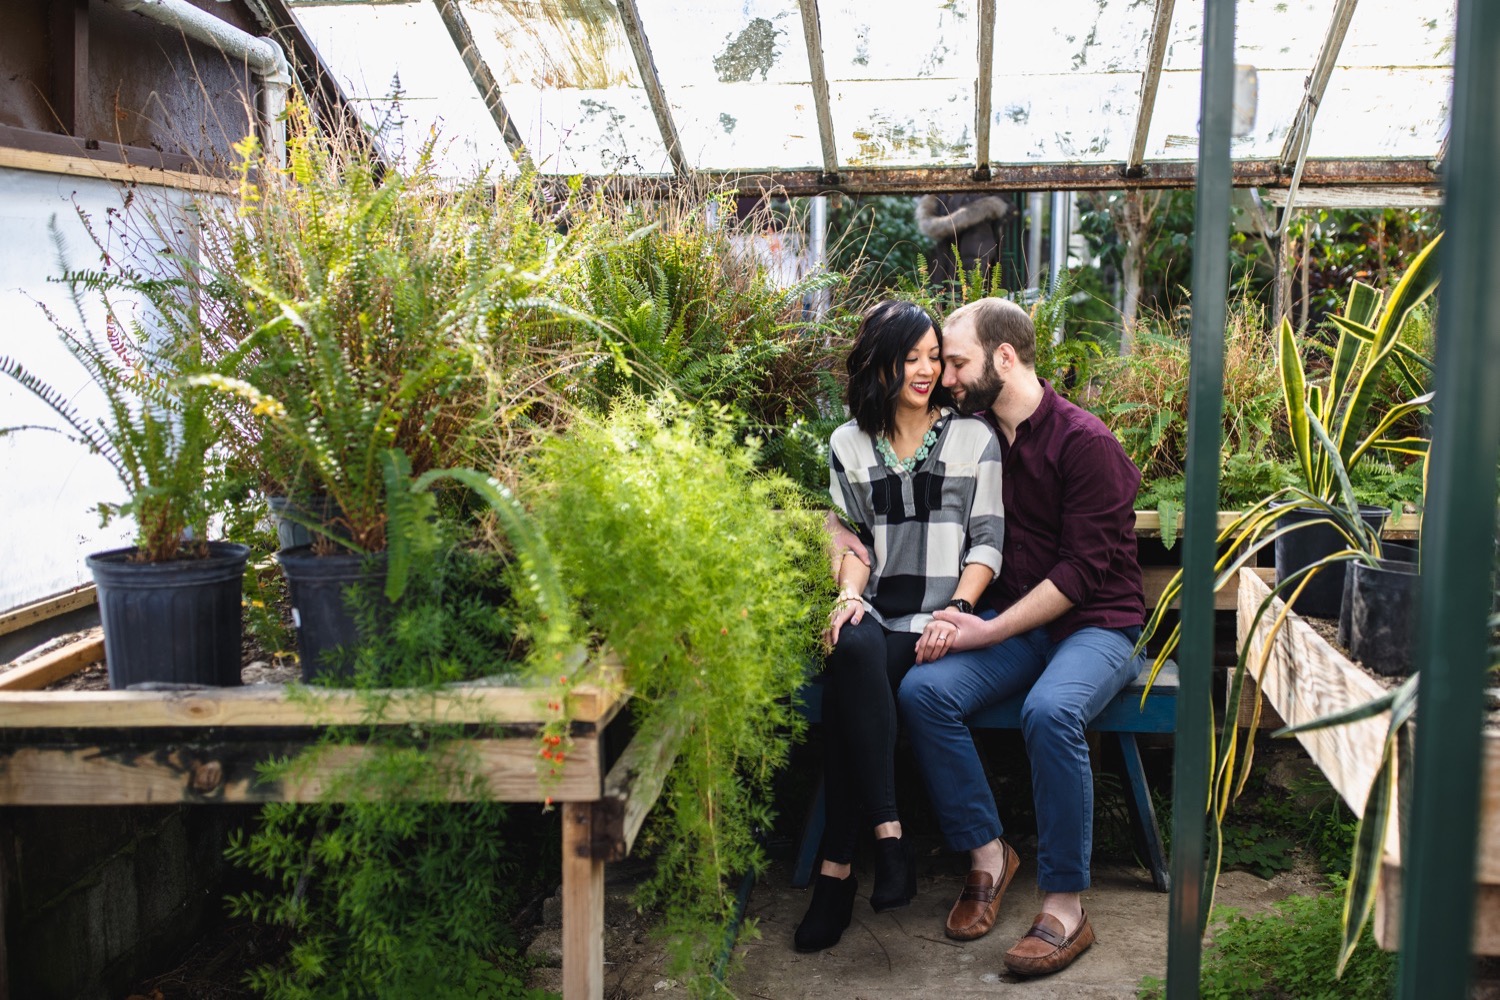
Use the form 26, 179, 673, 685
827, 545, 872, 647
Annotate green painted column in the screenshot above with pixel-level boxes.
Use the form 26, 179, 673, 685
1166, 0, 1235, 995
1398, 0, 1500, 994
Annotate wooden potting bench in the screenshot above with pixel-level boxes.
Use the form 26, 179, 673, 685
0, 591, 667, 1000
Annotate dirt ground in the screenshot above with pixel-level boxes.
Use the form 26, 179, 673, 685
524, 845, 1325, 1000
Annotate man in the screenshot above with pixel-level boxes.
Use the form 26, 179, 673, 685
837, 297, 1144, 976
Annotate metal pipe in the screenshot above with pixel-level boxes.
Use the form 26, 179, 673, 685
1026, 191, 1044, 290
1167, 0, 1235, 993
112, 0, 289, 166
807, 195, 830, 318
1398, 0, 1500, 993
1048, 191, 1067, 293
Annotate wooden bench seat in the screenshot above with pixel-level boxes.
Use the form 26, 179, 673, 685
791, 659, 1177, 893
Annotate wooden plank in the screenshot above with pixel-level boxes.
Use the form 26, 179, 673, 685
797, 0, 839, 181
596, 721, 682, 861
1375, 859, 1500, 955
1141, 564, 1274, 610
0, 735, 602, 805
561, 801, 606, 1000
49, 0, 88, 137
1133, 510, 1421, 539
0, 675, 624, 729
1238, 568, 1393, 839
0, 587, 96, 637
0, 634, 102, 691
0, 146, 233, 194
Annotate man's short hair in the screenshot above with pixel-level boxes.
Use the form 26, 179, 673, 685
947, 297, 1036, 367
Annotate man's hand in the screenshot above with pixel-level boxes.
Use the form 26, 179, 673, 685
825, 510, 870, 580
915, 608, 991, 663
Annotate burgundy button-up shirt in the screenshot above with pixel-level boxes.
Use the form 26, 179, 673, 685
980, 380, 1145, 642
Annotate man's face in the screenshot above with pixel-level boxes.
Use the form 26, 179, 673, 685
940, 320, 1004, 415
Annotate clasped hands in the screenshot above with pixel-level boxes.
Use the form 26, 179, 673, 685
914, 606, 984, 663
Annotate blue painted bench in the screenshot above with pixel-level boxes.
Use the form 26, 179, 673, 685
791, 658, 1177, 893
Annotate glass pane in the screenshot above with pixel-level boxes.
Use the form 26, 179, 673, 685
988, 73, 1143, 163
462, 1, 668, 174
633, 0, 819, 170
991, 0, 1161, 76
290, 3, 518, 175
834, 79, 973, 168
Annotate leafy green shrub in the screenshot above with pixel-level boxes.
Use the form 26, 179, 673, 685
528, 396, 826, 995
1137, 885, 1395, 1000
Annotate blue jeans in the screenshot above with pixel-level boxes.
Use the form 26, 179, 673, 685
897, 623, 1143, 892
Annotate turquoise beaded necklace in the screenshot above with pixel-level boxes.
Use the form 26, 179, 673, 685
876, 414, 942, 473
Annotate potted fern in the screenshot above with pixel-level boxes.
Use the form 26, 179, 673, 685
192, 105, 558, 679
2, 236, 247, 689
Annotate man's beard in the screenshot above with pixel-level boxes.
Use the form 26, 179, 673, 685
955, 356, 1003, 415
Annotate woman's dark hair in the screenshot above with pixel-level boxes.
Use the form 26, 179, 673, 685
845, 300, 944, 439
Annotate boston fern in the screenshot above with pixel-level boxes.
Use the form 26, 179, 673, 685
1, 226, 221, 562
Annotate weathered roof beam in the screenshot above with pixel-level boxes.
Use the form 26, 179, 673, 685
1126, 0, 1177, 175
973, 0, 996, 180
615, 0, 690, 177
797, 0, 839, 185
432, 0, 530, 168
1279, 0, 1359, 171
543, 157, 1439, 199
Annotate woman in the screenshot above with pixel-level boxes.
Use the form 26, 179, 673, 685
796, 299, 1004, 952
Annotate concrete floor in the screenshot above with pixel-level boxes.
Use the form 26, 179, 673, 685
726, 851, 1307, 1000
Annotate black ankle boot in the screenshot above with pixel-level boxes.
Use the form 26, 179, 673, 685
794, 872, 858, 952
870, 836, 917, 912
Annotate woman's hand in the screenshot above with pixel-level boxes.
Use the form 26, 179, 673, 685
825, 595, 864, 649
915, 607, 987, 663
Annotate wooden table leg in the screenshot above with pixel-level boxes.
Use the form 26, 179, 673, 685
562, 801, 605, 1000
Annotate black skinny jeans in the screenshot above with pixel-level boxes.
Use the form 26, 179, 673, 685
819, 614, 920, 865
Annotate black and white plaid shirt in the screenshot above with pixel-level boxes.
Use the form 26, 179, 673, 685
829, 409, 1005, 633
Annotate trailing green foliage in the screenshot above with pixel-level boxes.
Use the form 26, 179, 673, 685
225, 507, 566, 997
1137, 885, 1395, 1000
528, 397, 827, 996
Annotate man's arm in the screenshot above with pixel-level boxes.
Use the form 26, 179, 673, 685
920, 580, 1072, 663
825, 509, 871, 578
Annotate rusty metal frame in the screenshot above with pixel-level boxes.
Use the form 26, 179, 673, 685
1278, 0, 1359, 172
974, 0, 996, 180
1126, 0, 1177, 175
543, 156, 1438, 198
797, 0, 840, 185
432, 0, 530, 168
615, 0, 689, 177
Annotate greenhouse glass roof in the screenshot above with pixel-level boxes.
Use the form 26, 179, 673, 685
282, 0, 1456, 192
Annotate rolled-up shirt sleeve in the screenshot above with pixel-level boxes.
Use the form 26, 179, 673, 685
1045, 433, 1140, 607
962, 433, 1004, 575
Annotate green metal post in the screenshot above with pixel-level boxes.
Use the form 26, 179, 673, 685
1397, 0, 1500, 994
1166, 0, 1235, 995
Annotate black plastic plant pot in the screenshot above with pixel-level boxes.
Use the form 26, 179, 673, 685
1339, 539, 1419, 647
1348, 558, 1420, 677
276, 544, 387, 682
86, 541, 251, 690
267, 495, 346, 552
1271, 502, 1389, 618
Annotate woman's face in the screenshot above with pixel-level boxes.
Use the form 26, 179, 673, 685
897, 327, 942, 412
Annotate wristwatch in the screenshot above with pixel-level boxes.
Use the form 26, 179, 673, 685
946, 598, 974, 615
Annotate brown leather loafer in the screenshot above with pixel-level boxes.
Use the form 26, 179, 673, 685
944, 839, 1019, 940
1002, 910, 1095, 976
